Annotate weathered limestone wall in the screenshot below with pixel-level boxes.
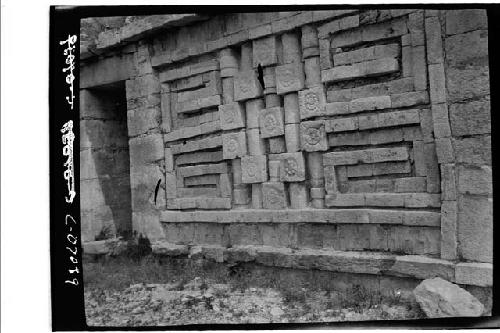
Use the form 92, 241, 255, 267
80, 86, 132, 241
442, 10, 492, 265
80, 9, 492, 288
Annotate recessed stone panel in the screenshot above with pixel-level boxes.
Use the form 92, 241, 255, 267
259, 107, 285, 138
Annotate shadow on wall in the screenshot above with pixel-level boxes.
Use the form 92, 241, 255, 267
80, 81, 132, 241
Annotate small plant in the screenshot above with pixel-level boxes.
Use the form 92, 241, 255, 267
95, 225, 113, 241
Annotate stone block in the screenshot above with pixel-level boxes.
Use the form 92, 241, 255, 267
219, 173, 232, 198
245, 98, 265, 129
365, 193, 404, 207
289, 183, 308, 209
453, 135, 491, 166
259, 107, 285, 138
402, 126, 423, 141
403, 211, 441, 227
268, 160, 281, 182
324, 165, 337, 194
241, 155, 268, 184
348, 179, 376, 193
324, 102, 350, 116
445, 30, 489, 66
266, 94, 281, 108
446, 66, 490, 103
233, 70, 263, 101
394, 177, 427, 193
285, 123, 301, 152
455, 263, 492, 287
361, 17, 408, 42
281, 32, 301, 64
391, 256, 455, 281
328, 117, 359, 133
129, 134, 164, 165
125, 75, 160, 99
304, 57, 322, 87
251, 183, 263, 209
275, 62, 305, 95
127, 106, 161, 137
279, 152, 306, 182
445, 9, 488, 35
300, 120, 328, 151
262, 182, 287, 209
425, 16, 444, 64
284, 93, 301, 124
310, 187, 325, 199
404, 193, 441, 208
424, 142, 441, 193
441, 201, 459, 259
350, 96, 391, 113
219, 103, 245, 130
132, 212, 164, 241
412, 46, 427, 91
164, 147, 174, 172
413, 140, 426, 176
435, 138, 454, 164
457, 165, 492, 196
298, 86, 327, 120
321, 58, 399, 83
358, 114, 379, 130
325, 193, 365, 207
377, 109, 420, 128
449, 98, 491, 137
268, 137, 286, 154
372, 161, 411, 176
253, 36, 279, 67
249, 24, 272, 40
222, 131, 247, 160
246, 128, 266, 156
441, 164, 457, 201
369, 128, 403, 145
319, 38, 333, 69
376, 178, 395, 192
233, 186, 250, 205
458, 195, 493, 263
428, 63, 447, 104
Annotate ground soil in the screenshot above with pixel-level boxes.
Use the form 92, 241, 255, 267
83, 256, 424, 327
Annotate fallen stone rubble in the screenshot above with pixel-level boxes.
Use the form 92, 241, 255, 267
85, 278, 422, 326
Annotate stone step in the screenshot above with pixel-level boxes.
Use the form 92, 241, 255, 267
150, 241, 492, 288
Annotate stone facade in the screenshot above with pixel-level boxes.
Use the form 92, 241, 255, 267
80, 9, 492, 289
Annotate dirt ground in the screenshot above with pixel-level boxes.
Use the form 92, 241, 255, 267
83, 256, 424, 327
